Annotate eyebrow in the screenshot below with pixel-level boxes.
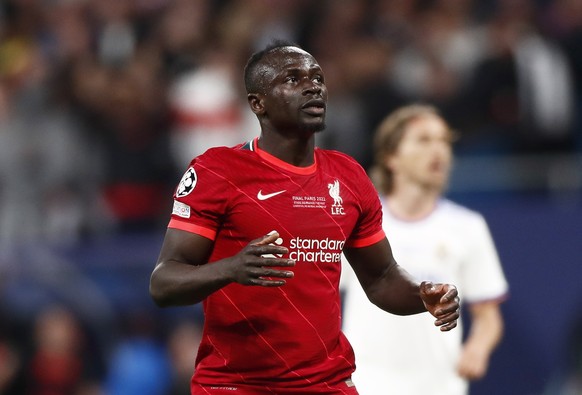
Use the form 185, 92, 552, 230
283, 65, 322, 73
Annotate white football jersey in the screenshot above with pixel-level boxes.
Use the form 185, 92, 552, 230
341, 198, 508, 395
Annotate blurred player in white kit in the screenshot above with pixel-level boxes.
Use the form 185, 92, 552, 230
341, 104, 509, 395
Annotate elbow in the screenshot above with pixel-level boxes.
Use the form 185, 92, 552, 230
369, 297, 412, 316
149, 269, 172, 308
149, 286, 167, 308
366, 289, 401, 315
149, 264, 202, 307
365, 282, 392, 313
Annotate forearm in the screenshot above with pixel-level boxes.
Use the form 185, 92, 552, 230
151, 229, 294, 307
464, 303, 504, 354
457, 302, 503, 379
367, 263, 426, 315
150, 258, 232, 307
344, 240, 426, 315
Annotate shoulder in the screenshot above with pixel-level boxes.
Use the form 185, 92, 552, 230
317, 147, 360, 163
192, 143, 251, 168
438, 199, 488, 227
178, 144, 255, 188
316, 148, 367, 175
199, 143, 248, 160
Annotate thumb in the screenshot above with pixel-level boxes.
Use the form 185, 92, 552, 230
420, 281, 435, 294
420, 281, 440, 304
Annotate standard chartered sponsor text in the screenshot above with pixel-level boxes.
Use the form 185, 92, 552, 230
289, 237, 345, 263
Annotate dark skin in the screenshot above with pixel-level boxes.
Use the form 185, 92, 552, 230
150, 46, 460, 331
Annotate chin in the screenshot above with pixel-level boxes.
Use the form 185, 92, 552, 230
432, 181, 448, 192
301, 122, 326, 133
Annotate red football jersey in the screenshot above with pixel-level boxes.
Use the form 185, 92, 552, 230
168, 138, 385, 394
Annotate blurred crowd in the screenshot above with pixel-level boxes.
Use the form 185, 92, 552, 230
0, 0, 581, 394
0, 302, 204, 395
0, 0, 581, 243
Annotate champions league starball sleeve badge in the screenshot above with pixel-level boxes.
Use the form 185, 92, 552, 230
176, 167, 197, 197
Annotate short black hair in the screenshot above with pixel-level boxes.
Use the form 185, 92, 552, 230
244, 39, 301, 94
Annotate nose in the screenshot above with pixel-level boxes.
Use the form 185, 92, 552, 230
303, 80, 322, 95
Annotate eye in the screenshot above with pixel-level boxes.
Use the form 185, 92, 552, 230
313, 75, 324, 84
285, 76, 298, 83
417, 135, 431, 145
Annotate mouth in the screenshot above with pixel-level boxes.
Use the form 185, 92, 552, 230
429, 160, 449, 174
301, 99, 326, 116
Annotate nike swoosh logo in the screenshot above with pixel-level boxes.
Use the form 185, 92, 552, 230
257, 190, 286, 200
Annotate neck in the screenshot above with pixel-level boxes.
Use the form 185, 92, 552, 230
257, 130, 315, 167
386, 183, 441, 221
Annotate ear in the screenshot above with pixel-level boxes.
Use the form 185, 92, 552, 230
248, 93, 265, 115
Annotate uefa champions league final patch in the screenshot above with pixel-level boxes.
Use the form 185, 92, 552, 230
176, 167, 197, 197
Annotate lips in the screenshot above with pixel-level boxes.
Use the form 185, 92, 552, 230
301, 99, 326, 115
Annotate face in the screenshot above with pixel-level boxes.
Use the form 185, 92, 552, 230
387, 115, 453, 192
254, 47, 328, 133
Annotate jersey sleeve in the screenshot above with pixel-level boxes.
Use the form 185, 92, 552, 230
344, 165, 385, 248
458, 214, 509, 304
168, 154, 229, 240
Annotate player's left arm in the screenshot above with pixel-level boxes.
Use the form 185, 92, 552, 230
344, 238, 460, 331
457, 301, 504, 379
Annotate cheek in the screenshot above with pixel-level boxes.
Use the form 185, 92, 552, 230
266, 97, 292, 117
399, 147, 425, 165
392, 155, 420, 174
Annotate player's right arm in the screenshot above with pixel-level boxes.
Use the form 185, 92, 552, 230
149, 229, 295, 307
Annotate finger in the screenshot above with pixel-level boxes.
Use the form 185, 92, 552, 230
259, 257, 295, 268
434, 314, 458, 330
433, 302, 460, 317
252, 230, 280, 246
247, 277, 288, 287
436, 306, 460, 319
439, 286, 459, 303
251, 231, 290, 258
435, 311, 460, 326
439, 320, 458, 332
259, 267, 295, 278
254, 244, 290, 257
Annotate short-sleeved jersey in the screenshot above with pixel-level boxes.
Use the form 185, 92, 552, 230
169, 138, 384, 394
341, 198, 509, 395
